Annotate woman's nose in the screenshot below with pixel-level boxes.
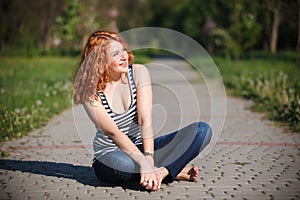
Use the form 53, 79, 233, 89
120, 51, 127, 59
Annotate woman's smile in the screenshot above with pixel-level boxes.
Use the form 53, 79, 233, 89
108, 40, 129, 74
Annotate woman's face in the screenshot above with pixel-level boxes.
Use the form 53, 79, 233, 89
107, 40, 129, 74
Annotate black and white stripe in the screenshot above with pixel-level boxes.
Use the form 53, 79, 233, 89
93, 64, 142, 158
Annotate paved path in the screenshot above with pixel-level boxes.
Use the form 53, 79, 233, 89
1, 58, 300, 200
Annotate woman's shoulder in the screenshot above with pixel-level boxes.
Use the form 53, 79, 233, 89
132, 63, 149, 76
132, 63, 148, 71
83, 96, 103, 108
132, 64, 151, 87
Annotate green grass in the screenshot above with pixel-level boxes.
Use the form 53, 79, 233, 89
0, 54, 149, 143
0, 56, 76, 142
213, 54, 300, 132
1, 52, 298, 144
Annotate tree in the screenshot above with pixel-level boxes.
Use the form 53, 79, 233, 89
0, 0, 298, 55
297, 0, 300, 66
267, 0, 284, 53
0, 0, 66, 55
117, 0, 152, 30
53, 0, 81, 52
42, 0, 64, 50
78, 0, 100, 48
227, 1, 262, 54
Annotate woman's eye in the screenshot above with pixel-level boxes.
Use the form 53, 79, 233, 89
112, 48, 126, 57
112, 52, 119, 57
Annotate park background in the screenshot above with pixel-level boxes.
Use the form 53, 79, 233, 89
0, 0, 299, 148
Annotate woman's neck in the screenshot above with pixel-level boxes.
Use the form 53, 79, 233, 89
109, 72, 128, 86
109, 71, 123, 82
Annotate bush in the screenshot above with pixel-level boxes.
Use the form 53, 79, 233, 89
0, 57, 75, 142
214, 54, 300, 132
0, 54, 149, 143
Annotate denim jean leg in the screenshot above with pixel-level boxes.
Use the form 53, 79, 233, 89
93, 160, 119, 184
93, 149, 140, 184
154, 122, 212, 182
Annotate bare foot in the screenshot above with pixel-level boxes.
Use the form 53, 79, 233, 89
175, 166, 199, 182
158, 167, 169, 180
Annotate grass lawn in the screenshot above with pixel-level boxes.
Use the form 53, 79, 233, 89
0, 54, 149, 143
0, 56, 77, 142
213, 54, 300, 132
0, 53, 298, 144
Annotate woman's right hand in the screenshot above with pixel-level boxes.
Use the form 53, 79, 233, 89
139, 159, 162, 191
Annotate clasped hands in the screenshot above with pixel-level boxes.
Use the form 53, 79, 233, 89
139, 158, 162, 191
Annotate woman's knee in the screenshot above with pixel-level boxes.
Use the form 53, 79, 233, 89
93, 152, 138, 183
93, 160, 119, 183
112, 154, 140, 182
104, 151, 137, 174
115, 155, 138, 173
195, 122, 212, 147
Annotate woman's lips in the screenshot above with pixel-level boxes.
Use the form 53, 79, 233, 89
119, 62, 127, 67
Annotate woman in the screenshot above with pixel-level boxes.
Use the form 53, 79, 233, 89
73, 30, 212, 191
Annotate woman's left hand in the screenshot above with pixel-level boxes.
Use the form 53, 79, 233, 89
140, 167, 162, 191
139, 158, 162, 191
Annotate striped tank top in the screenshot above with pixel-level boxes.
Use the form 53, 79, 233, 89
93, 64, 142, 160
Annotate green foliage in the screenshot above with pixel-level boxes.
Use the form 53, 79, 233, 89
227, 1, 262, 52
1, 1, 298, 57
215, 53, 300, 132
212, 28, 240, 59
148, 0, 265, 58
0, 57, 76, 142
0, 0, 67, 56
53, 0, 80, 50
0, 54, 149, 142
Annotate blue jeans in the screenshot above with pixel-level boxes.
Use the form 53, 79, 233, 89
92, 122, 212, 184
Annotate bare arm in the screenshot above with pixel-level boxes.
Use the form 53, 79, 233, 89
134, 64, 154, 160
135, 64, 165, 190
83, 99, 146, 165
84, 97, 161, 190
84, 64, 161, 190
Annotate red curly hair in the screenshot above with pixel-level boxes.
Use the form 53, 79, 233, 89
73, 31, 134, 104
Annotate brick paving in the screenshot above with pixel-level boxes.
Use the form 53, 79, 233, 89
1, 58, 300, 200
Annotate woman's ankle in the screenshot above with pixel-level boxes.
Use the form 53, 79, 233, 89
159, 167, 169, 180
175, 166, 199, 182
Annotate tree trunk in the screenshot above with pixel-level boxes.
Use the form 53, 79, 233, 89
270, 0, 282, 54
297, 0, 300, 67
44, 25, 52, 50
44, 0, 56, 50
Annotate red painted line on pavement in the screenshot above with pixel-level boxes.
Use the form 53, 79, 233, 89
1, 141, 300, 151
216, 141, 300, 147
1, 144, 92, 151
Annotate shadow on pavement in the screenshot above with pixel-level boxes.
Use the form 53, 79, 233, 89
0, 159, 147, 191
